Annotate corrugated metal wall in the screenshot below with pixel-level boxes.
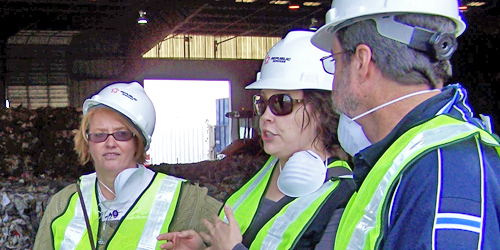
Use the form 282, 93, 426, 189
142, 34, 280, 59
7, 85, 69, 108
69, 80, 113, 108
5, 46, 71, 108
4, 31, 79, 108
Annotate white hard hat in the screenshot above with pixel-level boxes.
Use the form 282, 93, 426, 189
246, 30, 333, 91
83, 82, 156, 151
311, 0, 467, 52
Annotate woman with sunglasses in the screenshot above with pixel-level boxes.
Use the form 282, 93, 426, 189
158, 31, 356, 250
34, 82, 221, 250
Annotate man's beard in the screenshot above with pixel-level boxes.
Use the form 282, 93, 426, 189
331, 66, 360, 117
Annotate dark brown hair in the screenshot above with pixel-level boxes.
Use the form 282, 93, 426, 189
302, 89, 342, 156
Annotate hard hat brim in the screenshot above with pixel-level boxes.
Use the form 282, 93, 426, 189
245, 78, 332, 91
311, 11, 466, 53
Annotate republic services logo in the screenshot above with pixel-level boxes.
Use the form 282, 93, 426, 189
263, 56, 271, 65
120, 91, 137, 101
270, 56, 291, 63
111, 88, 119, 93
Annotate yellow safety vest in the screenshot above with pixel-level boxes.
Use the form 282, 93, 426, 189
335, 115, 500, 250
51, 172, 184, 250
222, 156, 352, 249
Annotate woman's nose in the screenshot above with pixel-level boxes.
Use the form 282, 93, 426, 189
104, 134, 118, 147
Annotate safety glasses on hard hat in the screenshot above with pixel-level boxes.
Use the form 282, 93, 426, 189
320, 50, 350, 75
87, 131, 135, 143
253, 94, 304, 116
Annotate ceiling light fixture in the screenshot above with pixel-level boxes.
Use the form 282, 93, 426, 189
289, 2, 300, 9
138, 10, 148, 24
303, 1, 321, 6
467, 2, 486, 6
270, 0, 289, 4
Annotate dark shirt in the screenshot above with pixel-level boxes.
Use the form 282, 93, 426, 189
352, 84, 500, 249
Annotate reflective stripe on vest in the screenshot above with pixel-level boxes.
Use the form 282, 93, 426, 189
136, 175, 183, 249
256, 180, 339, 249
58, 174, 97, 250
52, 172, 183, 250
222, 156, 350, 249
222, 157, 278, 232
336, 115, 500, 250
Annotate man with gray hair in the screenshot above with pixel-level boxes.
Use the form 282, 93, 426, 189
312, 0, 500, 249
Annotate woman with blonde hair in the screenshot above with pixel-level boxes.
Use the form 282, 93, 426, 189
34, 82, 221, 250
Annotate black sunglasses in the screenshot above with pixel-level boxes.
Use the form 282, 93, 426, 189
87, 131, 135, 143
253, 94, 304, 116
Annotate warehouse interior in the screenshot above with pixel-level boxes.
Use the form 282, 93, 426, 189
0, 0, 499, 133
0, 2, 498, 247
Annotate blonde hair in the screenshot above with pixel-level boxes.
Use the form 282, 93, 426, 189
74, 106, 147, 165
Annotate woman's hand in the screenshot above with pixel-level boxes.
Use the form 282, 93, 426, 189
157, 230, 205, 250
200, 204, 243, 250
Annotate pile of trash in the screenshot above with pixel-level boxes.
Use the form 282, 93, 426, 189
0, 176, 73, 249
0, 106, 94, 179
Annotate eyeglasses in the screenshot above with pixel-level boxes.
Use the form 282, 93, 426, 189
87, 131, 135, 143
320, 50, 350, 75
253, 94, 304, 116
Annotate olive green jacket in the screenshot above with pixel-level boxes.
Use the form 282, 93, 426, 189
34, 181, 222, 250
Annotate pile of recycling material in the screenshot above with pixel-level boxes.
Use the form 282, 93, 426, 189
0, 176, 72, 249
0, 106, 93, 179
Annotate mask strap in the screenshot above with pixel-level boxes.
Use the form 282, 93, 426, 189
351, 89, 440, 121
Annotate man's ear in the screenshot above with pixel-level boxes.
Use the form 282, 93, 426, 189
353, 44, 373, 82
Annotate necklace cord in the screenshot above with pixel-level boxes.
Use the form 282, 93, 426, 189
76, 179, 97, 250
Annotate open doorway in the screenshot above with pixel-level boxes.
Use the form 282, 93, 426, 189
144, 79, 230, 165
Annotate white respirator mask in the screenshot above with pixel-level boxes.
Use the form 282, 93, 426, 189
338, 113, 372, 156
337, 89, 440, 156
277, 150, 327, 197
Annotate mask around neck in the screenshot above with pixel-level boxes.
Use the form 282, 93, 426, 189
277, 150, 327, 197
338, 113, 372, 156
337, 89, 440, 156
